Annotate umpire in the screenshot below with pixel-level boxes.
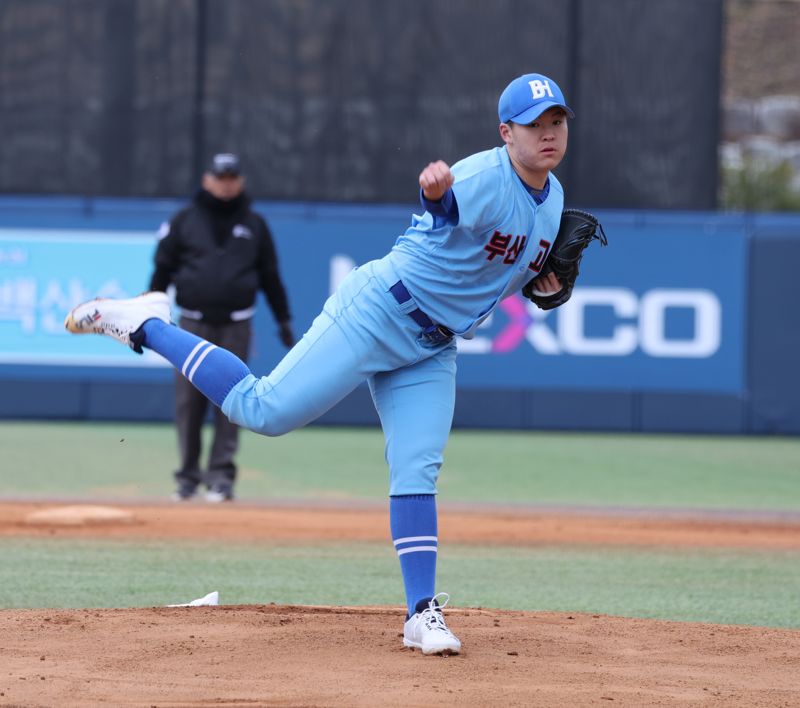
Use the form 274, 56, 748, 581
150, 152, 294, 502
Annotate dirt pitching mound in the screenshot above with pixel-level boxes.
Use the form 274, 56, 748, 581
1, 604, 799, 707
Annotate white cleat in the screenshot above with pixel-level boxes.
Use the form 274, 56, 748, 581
64, 291, 171, 353
403, 592, 462, 655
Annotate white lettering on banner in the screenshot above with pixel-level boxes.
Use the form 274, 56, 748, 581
526, 308, 560, 354
639, 289, 721, 357
529, 287, 723, 358
557, 288, 638, 355
0, 277, 37, 333
0, 276, 131, 336
528, 79, 554, 100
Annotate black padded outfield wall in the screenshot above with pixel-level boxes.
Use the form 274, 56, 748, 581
0, 0, 722, 208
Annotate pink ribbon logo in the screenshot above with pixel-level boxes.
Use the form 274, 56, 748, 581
492, 295, 534, 353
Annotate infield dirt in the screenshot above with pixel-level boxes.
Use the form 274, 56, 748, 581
1, 500, 799, 707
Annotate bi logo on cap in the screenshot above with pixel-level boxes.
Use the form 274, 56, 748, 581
528, 79, 555, 100
497, 72, 574, 124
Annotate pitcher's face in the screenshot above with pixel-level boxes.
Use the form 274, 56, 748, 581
500, 106, 568, 188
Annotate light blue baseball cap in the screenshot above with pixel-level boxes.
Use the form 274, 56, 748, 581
498, 73, 575, 124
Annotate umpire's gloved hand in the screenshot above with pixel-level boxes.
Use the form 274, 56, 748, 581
278, 321, 295, 348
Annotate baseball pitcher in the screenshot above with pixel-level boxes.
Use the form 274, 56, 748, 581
65, 72, 606, 655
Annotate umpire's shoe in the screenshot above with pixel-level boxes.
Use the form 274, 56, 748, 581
205, 484, 234, 503
403, 592, 462, 655
64, 291, 171, 353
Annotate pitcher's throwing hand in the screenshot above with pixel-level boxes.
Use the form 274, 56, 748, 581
419, 160, 454, 201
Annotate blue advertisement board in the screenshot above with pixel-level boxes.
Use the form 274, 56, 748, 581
0, 230, 165, 369
0, 208, 748, 394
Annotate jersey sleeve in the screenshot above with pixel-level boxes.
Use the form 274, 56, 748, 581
418, 187, 460, 229
449, 163, 504, 235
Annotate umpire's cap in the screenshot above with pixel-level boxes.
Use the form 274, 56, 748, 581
209, 153, 242, 177
498, 73, 574, 124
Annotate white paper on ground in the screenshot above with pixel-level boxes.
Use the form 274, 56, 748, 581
167, 590, 219, 607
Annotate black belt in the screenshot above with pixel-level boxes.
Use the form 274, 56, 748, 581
389, 281, 454, 344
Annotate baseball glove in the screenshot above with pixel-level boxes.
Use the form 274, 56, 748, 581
522, 208, 607, 310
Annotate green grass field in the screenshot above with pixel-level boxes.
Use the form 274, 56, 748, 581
2, 538, 798, 628
3, 421, 799, 510
2, 421, 799, 627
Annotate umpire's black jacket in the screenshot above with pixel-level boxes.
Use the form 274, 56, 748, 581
150, 189, 291, 326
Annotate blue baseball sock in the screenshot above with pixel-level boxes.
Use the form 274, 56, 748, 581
390, 494, 438, 617
140, 319, 250, 408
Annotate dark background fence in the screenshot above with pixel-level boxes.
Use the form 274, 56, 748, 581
0, 0, 723, 208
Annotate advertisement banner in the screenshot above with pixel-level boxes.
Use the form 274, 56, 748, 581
0, 212, 748, 394
0, 229, 166, 368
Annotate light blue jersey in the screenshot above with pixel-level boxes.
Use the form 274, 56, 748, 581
389, 145, 563, 337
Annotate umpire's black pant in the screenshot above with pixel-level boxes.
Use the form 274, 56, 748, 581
174, 316, 252, 492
